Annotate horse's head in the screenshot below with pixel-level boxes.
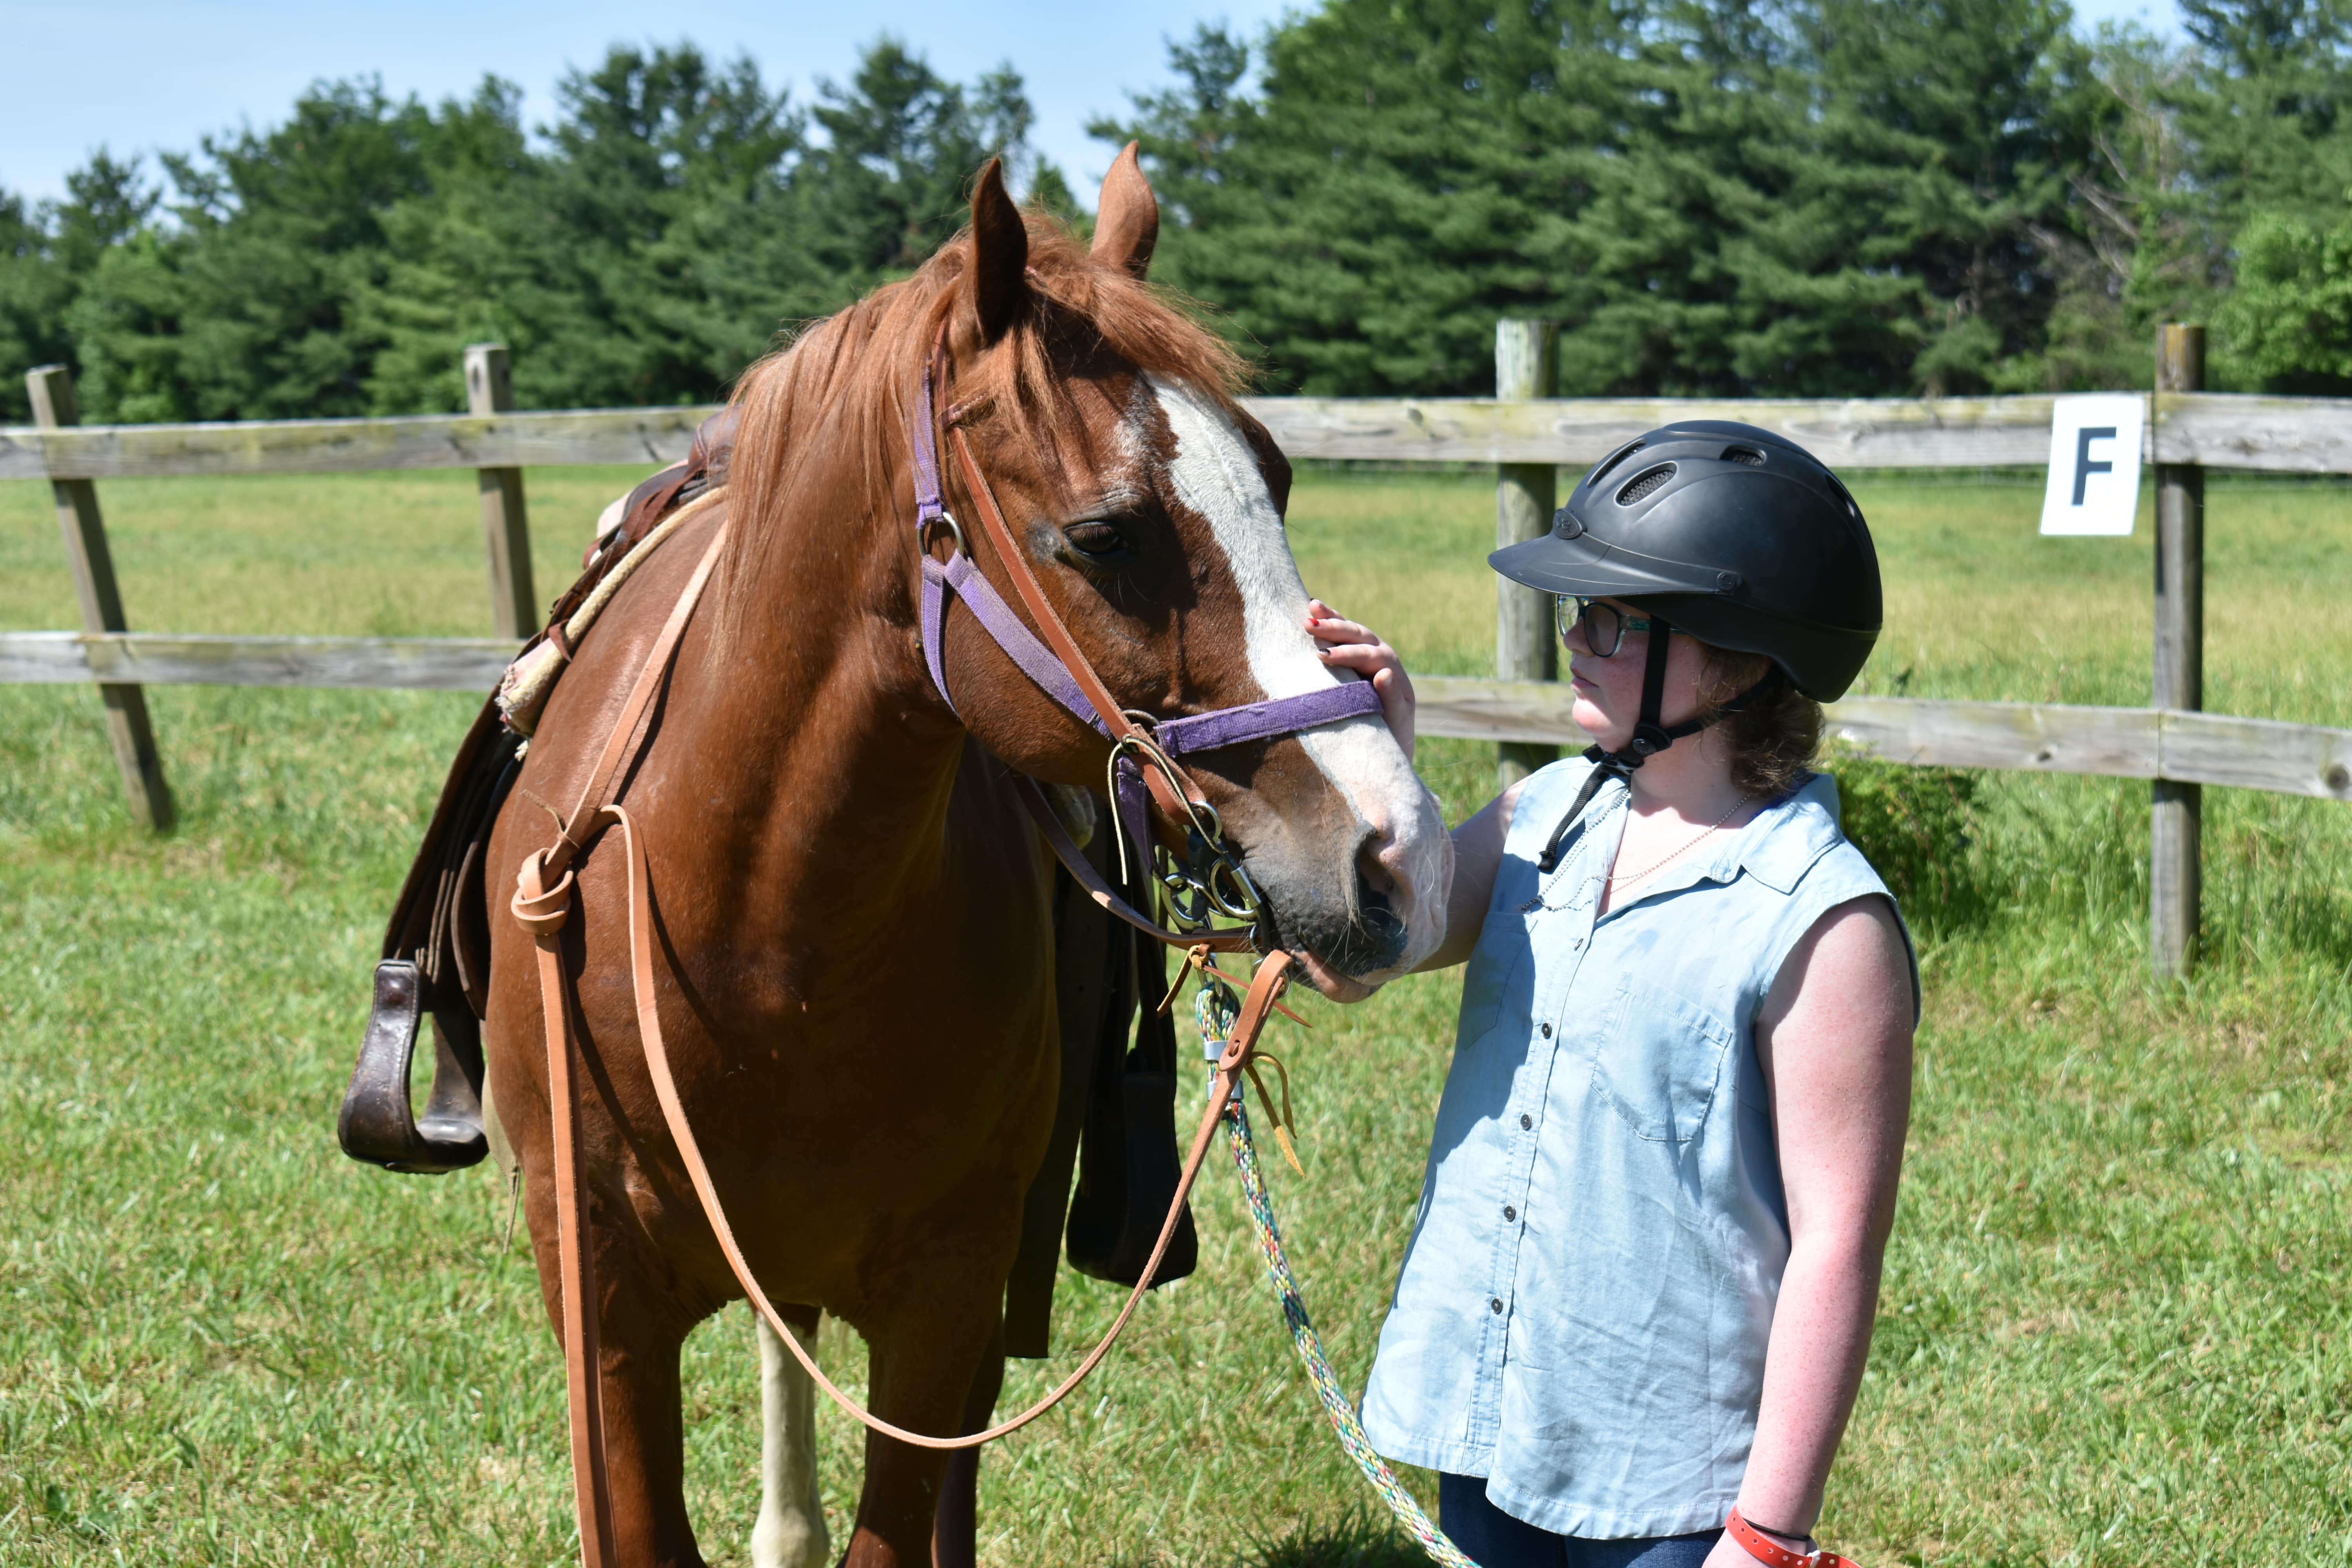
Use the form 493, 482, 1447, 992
727, 151, 1450, 997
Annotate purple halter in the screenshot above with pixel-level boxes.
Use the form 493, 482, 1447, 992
908, 362, 1383, 882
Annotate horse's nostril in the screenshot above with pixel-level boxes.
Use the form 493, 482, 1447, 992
1339, 834, 1406, 972
1354, 864, 1406, 946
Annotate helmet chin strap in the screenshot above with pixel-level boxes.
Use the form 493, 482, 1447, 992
1535, 612, 1760, 873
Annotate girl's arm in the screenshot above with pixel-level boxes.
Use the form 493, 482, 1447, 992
1412, 780, 1518, 971
1707, 895, 1915, 1562
1305, 600, 1514, 971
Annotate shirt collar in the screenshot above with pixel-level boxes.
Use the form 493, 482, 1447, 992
1597, 771, 1845, 913
1731, 772, 1846, 893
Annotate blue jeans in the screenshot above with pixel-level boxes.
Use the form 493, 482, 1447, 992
1438, 1474, 1722, 1568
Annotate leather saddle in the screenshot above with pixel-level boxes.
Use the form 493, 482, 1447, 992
339, 410, 739, 1173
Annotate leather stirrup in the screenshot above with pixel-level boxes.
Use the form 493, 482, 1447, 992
339, 958, 489, 1174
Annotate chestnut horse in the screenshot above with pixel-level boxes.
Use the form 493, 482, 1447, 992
480, 150, 1450, 1568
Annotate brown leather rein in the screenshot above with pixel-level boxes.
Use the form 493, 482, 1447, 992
514, 369, 1311, 1565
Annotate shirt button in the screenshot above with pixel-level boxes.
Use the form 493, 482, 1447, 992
1540, 1022, 1553, 1038
1490, 1298, 1504, 1314
1519, 1113, 1533, 1131
1503, 1205, 1517, 1222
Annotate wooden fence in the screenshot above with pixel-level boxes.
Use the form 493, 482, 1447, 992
9, 384, 2352, 481
7, 335, 2350, 975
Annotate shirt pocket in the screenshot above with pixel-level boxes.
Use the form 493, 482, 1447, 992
1587, 975, 1737, 1143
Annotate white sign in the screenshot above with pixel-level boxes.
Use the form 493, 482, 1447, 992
2039, 394, 2145, 536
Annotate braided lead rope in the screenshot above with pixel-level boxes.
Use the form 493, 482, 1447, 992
1194, 984, 1481, 1568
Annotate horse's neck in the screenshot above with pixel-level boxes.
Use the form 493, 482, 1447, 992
662, 491, 971, 932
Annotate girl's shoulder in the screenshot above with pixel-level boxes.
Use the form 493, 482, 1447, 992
1749, 770, 1922, 1021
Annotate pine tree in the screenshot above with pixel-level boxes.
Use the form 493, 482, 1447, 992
1098, 3, 1656, 395
67, 80, 447, 420
0, 152, 155, 420
1103, 1, 2101, 396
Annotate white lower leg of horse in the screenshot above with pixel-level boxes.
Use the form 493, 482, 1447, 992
750, 1308, 829, 1568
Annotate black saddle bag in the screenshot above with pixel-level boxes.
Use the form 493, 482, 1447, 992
1063, 866, 1201, 1289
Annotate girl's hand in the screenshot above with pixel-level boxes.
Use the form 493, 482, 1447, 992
1306, 599, 1415, 762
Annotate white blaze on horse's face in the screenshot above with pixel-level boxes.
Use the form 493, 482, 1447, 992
1142, 374, 1453, 994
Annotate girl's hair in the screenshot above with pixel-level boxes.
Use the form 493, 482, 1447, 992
1695, 643, 1822, 801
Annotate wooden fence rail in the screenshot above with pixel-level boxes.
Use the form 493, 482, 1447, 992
10, 634, 2349, 806
0, 630, 517, 692
8, 389, 2350, 482
1414, 678, 2352, 803
1248, 390, 2352, 473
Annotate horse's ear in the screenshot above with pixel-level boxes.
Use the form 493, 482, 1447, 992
1092, 142, 1159, 280
969, 158, 1028, 343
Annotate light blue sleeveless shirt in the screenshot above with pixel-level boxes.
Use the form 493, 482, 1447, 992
1360, 759, 1918, 1539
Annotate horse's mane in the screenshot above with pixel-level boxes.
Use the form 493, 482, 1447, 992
719, 214, 1248, 639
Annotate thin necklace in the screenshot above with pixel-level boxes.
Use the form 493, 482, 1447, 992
1522, 791, 1752, 914
1607, 793, 1754, 886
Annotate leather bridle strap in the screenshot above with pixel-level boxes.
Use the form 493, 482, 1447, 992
1013, 775, 1254, 953
515, 848, 617, 1568
628, 806, 1298, 1447
510, 519, 731, 1568
937, 414, 1381, 898
912, 351, 1380, 902
934, 402, 1381, 811
550, 525, 734, 878
944, 424, 1197, 821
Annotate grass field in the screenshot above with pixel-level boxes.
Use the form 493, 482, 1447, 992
2, 462, 2350, 1566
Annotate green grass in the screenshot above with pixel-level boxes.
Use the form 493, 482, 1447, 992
2, 465, 2350, 1564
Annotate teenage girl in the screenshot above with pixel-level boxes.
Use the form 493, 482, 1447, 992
1309, 421, 1919, 1568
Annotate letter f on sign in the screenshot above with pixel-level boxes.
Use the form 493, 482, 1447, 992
2040, 394, 2143, 535
2072, 426, 2117, 506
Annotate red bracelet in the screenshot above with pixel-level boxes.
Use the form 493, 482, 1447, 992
1725, 1507, 1860, 1568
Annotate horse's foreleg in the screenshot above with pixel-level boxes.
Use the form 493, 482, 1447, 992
751, 1305, 829, 1568
930, 1335, 1005, 1568
842, 1302, 1003, 1568
512, 1144, 708, 1568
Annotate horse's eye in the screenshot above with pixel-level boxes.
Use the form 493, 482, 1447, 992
1063, 520, 1126, 559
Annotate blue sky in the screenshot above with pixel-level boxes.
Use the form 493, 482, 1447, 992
5, 0, 2179, 214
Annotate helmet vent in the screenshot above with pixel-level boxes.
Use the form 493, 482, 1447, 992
1584, 439, 1644, 491
1616, 463, 1677, 506
1721, 445, 1766, 466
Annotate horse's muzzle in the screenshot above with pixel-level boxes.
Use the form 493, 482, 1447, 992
1255, 834, 1412, 991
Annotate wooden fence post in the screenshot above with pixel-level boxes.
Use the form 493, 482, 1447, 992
27, 365, 174, 830
465, 344, 536, 640
2152, 323, 2205, 979
1495, 319, 1559, 791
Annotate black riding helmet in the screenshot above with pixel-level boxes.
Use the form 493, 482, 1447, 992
1488, 419, 1884, 869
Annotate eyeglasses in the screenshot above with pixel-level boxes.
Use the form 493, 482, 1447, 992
1554, 596, 1657, 658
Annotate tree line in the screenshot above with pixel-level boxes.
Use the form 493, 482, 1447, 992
8, 0, 2352, 423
